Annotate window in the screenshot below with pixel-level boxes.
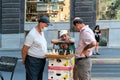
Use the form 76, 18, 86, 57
96, 0, 120, 20
25, 0, 70, 22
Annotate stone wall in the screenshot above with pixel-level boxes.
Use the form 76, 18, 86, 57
0, 0, 25, 49
97, 20, 120, 47
24, 20, 120, 48
70, 0, 96, 30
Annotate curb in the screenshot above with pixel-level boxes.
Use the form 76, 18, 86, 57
92, 58, 120, 64
92, 77, 120, 80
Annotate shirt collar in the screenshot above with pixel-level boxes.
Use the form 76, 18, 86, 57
80, 25, 89, 33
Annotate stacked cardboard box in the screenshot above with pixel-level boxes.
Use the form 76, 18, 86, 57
46, 54, 74, 80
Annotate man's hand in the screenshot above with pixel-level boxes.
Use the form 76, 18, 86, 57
60, 44, 68, 49
81, 41, 96, 56
80, 50, 90, 56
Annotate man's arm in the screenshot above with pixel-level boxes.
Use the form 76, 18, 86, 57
66, 38, 74, 44
83, 41, 96, 51
22, 45, 30, 64
51, 39, 62, 44
81, 41, 96, 56
51, 38, 74, 44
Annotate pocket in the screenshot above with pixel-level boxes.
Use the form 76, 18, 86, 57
75, 59, 79, 65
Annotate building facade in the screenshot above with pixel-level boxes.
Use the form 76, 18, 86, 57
0, 0, 25, 49
24, 0, 120, 48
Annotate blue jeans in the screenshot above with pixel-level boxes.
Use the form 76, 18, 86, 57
25, 55, 46, 80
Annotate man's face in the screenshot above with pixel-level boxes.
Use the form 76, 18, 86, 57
39, 22, 48, 29
61, 34, 68, 40
74, 23, 82, 31
42, 22, 48, 28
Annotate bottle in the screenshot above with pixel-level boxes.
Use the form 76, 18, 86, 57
64, 50, 67, 55
56, 49, 59, 55
52, 49, 55, 54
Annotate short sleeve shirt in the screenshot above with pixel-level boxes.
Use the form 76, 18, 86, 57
24, 28, 47, 58
75, 25, 96, 58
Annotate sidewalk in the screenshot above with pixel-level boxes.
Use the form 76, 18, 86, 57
0, 47, 120, 80
0, 47, 120, 62
93, 47, 120, 58
91, 47, 120, 64
0, 50, 21, 59
0, 47, 120, 66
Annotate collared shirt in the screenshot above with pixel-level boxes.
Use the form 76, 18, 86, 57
24, 28, 47, 58
75, 25, 96, 58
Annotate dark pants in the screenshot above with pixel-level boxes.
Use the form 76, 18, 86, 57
25, 55, 46, 80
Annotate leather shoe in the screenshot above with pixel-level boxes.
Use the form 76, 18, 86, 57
96, 52, 100, 55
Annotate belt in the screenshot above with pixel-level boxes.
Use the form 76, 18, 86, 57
76, 56, 90, 60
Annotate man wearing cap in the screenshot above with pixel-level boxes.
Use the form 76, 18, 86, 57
73, 17, 96, 80
22, 15, 51, 80
51, 30, 74, 52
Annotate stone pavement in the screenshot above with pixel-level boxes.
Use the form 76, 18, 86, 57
0, 47, 120, 56
91, 47, 120, 64
0, 47, 120, 80
91, 47, 120, 80
1, 47, 120, 63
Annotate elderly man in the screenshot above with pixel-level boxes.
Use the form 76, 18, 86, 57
51, 30, 74, 53
22, 15, 51, 80
73, 17, 96, 80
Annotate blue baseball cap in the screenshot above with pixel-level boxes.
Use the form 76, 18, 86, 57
38, 15, 52, 25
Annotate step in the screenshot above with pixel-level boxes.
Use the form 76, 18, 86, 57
92, 58, 120, 64
92, 77, 120, 80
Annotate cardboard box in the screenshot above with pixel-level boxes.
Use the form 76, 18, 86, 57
48, 68, 73, 80
46, 54, 74, 80
48, 56, 74, 67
